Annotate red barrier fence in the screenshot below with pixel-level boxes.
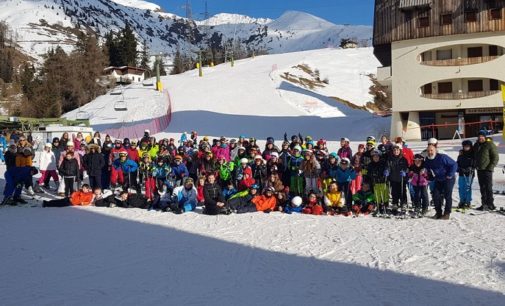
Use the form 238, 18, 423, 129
102, 90, 172, 140
407, 120, 502, 140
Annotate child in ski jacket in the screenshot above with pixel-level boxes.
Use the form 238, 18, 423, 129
457, 140, 475, 208
351, 182, 375, 215
302, 192, 324, 215
323, 181, 347, 215
335, 158, 356, 207
409, 154, 429, 213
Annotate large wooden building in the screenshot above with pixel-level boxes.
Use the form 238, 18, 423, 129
374, 0, 505, 140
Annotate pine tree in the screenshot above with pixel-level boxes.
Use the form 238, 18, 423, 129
120, 23, 137, 66
140, 39, 151, 77
171, 47, 184, 75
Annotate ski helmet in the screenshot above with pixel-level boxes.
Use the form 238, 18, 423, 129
240, 158, 249, 164
340, 157, 350, 165
414, 154, 424, 161
291, 196, 303, 207
366, 136, 376, 142
371, 149, 382, 157
427, 138, 438, 145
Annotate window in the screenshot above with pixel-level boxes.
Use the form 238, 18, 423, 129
465, 11, 477, 22
490, 79, 499, 91
490, 8, 502, 20
438, 82, 453, 94
468, 80, 484, 92
421, 51, 432, 62
441, 13, 452, 25
436, 49, 453, 60
489, 45, 498, 56
467, 47, 483, 58
423, 83, 433, 94
404, 10, 413, 22
418, 16, 430, 27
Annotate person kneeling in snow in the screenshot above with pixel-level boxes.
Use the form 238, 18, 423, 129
2, 166, 39, 206
170, 178, 198, 214
351, 182, 376, 215
203, 173, 231, 215
323, 181, 348, 216
251, 186, 277, 213
42, 184, 94, 207
302, 192, 324, 215
282, 196, 304, 214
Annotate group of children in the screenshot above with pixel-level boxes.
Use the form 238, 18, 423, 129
2, 129, 493, 220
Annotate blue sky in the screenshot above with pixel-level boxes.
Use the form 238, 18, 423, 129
154, 0, 375, 25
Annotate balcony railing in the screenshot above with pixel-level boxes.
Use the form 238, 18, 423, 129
421, 90, 501, 100
420, 55, 500, 66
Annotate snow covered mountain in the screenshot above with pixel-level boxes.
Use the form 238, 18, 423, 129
0, 0, 372, 62
196, 13, 273, 26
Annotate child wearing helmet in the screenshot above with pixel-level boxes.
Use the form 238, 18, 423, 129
338, 137, 353, 160
283, 196, 304, 214
251, 186, 277, 213
386, 144, 409, 215
152, 157, 172, 191
457, 140, 475, 210
288, 145, 305, 196
336, 157, 356, 209
112, 151, 139, 191
409, 154, 429, 215
365, 150, 389, 215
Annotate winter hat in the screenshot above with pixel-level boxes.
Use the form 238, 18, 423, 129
462, 140, 472, 147
144, 129, 150, 134
341, 137, 350, 143
329, 152, 338, 159
240, 158, 249, 164
291, 196, 303, 207
66, 141, 74, 147
44, 143, 52, 148
340, 157, 350, 165
266, 137, 274, 144
478, 130, 488, 137
175, 155, 183, 161
395, 136, 405, 144
414, 154, 424, 161
238, 146, 246, 151
184, 177, 194, 185
264, 186, 275, 193
392, 143, 402, 150
250, 184, 260, 190
427, 138, 438, 145
371, 150, 382, 156
358, 144, 365, 149
270, 152, 279, 158
254, 155, 263, 160
293, 145, 302, 152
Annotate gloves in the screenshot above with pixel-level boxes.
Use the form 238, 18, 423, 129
400, 170, 406, 177
383, 170, 390, 177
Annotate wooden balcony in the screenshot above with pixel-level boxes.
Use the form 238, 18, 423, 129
420, 55, 500, 66
422, 90, 501, 100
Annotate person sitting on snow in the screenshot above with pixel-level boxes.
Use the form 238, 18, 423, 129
351, 182, 376, 215
170, 178, 198, 214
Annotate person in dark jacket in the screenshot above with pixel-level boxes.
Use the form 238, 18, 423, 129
2, 166, 38, 205
114, 191, 149, 209
203, 173, 230, 215
58, 151, 80, 197
83, 144, 105, 190
457, 140, 475, 209
4, 142, 17, 171
386, 144, 409, 214
424, 145, 457, 219
473, 131, 499, 211
366, 150, 389, 214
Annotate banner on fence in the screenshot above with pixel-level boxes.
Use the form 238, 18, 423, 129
502, 84, 505, 140
102, 90, 172, 139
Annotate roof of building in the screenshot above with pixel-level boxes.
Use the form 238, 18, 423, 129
398, 0, 432, 10
104, 66, 146, 76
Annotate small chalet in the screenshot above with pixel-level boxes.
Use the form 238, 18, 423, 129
104, 66, 146, 84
